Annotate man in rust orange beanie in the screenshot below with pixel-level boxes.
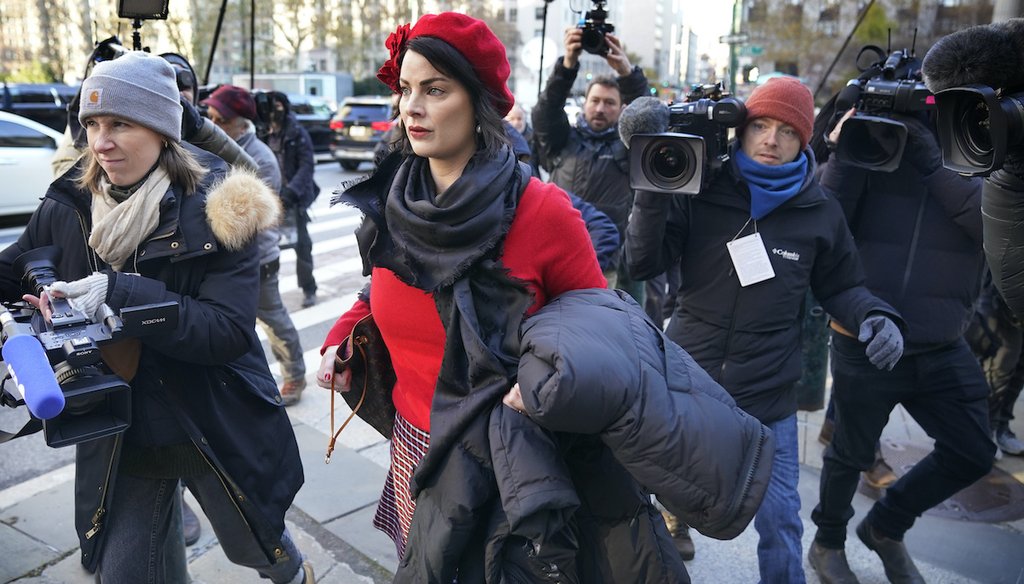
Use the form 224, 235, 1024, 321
626, 75, 904, 582
743, 76, 815, 151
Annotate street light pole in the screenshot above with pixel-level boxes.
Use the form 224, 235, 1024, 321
729, 0, 740, 91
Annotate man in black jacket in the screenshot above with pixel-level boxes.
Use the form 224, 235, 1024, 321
807, 109, 995, 584
626, 78, 904, 583
264, 91, 320, 308
532, 27, 648, 303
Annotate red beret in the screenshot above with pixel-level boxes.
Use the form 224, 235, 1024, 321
377, 12, 514, 117
202, 84, 257, 121
743, 77, 814, 148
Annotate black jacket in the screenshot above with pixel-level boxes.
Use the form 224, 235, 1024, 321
626, 147, 901, 424
269, 112, 320, 208
0, 149, 303, 571
979, 167, 1024, 318
395, 289, 774, 583
819, 157, 984, 351
531, 59, 649, 237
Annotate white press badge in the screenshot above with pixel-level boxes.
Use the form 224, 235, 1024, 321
727, 232, 775, 287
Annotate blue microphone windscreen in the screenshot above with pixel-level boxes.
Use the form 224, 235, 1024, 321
3, 335, 63, 419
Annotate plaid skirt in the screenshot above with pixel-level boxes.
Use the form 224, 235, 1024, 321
373, 411, 430, 558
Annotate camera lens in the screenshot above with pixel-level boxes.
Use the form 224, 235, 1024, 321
844, 120, 902, 167
956, 99, 993, 167
642, 138, 697, 190
580, 28, 607, 55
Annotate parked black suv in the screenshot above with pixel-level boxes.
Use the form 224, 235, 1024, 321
1, 83, 78, 133
329, 96, 394, 171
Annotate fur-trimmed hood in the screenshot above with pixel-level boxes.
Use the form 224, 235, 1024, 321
204, 168, 281, 251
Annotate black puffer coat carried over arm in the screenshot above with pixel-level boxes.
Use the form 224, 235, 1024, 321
512, 288, 775, 540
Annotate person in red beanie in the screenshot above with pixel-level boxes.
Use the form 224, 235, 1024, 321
626, 76, 906, 582
314, 11, 692, 583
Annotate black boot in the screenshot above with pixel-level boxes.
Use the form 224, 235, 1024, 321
808, 541, 860, 584
856, 518, 924, 584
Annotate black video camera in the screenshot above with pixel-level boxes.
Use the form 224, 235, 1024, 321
921, 19, 1024, 176
1, 246, 177, 448
932, 86, 1024, 176
630, 83, 746, 195
834, 46, 933, 173
578, 0, 615, 56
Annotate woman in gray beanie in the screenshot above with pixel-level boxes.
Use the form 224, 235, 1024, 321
0, 51, 314, 583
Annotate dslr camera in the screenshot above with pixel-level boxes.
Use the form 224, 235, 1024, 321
630, 83, 746, 195
834, 46, 933, 173
1, 246, 177, 448
578, 0, 615, 56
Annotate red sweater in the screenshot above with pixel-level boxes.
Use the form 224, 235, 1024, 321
323, 178, 607, 431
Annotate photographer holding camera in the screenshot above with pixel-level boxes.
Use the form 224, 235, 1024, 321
531, 13, 649, 301
0, 52, 313, 583
807, 94, 993, 583
625, 77, 905, 582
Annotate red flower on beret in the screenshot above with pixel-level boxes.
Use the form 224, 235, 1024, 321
377, 23, 411, 92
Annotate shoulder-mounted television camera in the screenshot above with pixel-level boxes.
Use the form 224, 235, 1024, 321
834, 45, 934, 173
629, 83, 746, 195
1, 246, 177, 448
920, 19, 1024, 176
932, 85, 1024, 176
578, 0, 615, 56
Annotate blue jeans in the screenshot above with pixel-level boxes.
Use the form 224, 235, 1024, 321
97, 469, 304, 583
258, 260, 306, 383
753, 414, 805, 584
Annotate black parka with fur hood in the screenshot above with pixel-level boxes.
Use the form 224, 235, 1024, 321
0, 146, 301, 572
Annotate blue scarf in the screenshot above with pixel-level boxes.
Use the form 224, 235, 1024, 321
735, 147, 808, 220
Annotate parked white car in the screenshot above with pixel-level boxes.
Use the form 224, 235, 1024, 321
0, 111, 62, 219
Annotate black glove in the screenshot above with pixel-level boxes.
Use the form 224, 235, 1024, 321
899, 115, 942, 174
280, 186, 300, 207
180, 96, 204, 142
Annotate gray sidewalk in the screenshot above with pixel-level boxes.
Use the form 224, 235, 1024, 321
2, 364, 1024, 583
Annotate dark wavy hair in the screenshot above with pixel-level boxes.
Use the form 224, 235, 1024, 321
392, 36, 509, 156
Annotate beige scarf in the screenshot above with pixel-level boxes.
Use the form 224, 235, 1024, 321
89, 167, 171, 272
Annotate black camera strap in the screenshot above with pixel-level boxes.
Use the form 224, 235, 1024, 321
0, 418, 43, 444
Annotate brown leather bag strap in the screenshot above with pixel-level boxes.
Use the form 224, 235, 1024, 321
325, 316, 372, 464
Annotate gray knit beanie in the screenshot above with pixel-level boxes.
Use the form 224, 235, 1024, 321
79, 51, 183, 142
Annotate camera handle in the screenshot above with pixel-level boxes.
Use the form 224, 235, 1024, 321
131, 18, 145, 51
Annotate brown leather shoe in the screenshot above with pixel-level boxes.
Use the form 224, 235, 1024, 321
808, 541, 860, 584
856, 518, 924, 584
660, 510, 695, 561
862, 456, 898, 489
818, 418, 835, 446
280, 379, 306, 406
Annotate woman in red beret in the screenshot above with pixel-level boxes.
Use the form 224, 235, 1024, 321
314, 11, 688, 583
